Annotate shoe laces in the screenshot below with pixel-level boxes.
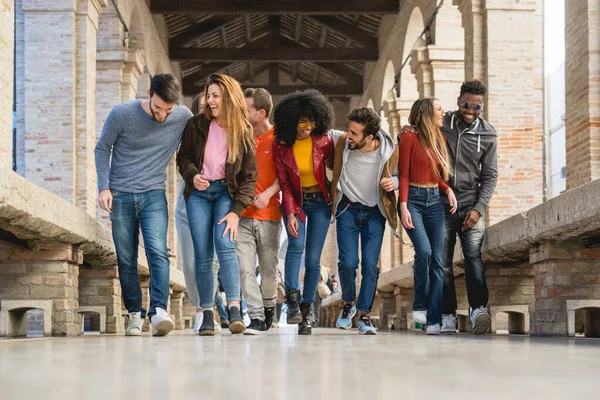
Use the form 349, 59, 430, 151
360, 315, 373, 327
341, 303, 353, 319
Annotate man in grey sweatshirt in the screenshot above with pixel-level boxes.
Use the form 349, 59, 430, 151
329, 108, 399, 335
440, 80, 498, 335
95, 74, 193, 337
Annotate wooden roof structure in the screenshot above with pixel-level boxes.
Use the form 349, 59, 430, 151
149, 0, 399, 97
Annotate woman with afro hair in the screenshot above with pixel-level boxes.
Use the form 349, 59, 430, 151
272, 89, 335, 335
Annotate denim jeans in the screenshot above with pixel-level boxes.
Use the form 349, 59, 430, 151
336, 198, 386, 314
110, 189, 170, 319
282, 194, 331, 304
236, 217, 282, 321
215, 291, 229, 321
402, 186, 445, 325
186, 180, 241, 309
442, 199, 488, 314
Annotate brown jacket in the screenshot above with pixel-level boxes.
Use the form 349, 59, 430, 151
331, 133, 399, 232
176, 114, 257, 216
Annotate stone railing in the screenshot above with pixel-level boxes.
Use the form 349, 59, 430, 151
0, 166, 192, 337
320, 179, 600, 337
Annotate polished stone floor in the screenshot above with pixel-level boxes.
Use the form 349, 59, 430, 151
1, 326, 599, 400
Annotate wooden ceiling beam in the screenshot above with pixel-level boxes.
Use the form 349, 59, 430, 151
171, 46, 377, 62
169, 16, 238, 49
150, 0, 399, 15
240, 83, 362, 96
307, 15, 377, 48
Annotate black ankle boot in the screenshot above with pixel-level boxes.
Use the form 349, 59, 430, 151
264, 307, 275, 331
199, 310, 215, 336
298, 303, 312, 335
286, 289, 302, 324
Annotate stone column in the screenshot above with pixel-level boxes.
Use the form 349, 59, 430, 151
0, 0, 14, 168
121, 49, 144, 101
0, 242, 83, 336
453, 0, 486, 81
410, 44, 434, 98
78, 263, 123, 334
428, 46, 465, 110
171, 291, 185, 330
565, 0, 600, 189
394, 286, 413, 330
377, 292, 396, 330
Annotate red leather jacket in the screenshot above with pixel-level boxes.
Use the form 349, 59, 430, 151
272, 134, 334, 222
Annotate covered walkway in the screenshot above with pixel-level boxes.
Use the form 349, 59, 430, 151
1, 327, 599, 399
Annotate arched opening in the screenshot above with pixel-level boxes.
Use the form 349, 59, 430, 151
81, 311, 102, 335
397, 7, 424, 125
26, 308, 44, 337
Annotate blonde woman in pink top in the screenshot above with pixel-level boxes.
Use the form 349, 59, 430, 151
177, 74, 257, 335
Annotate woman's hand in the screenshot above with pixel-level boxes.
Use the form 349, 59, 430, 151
446, 188, 458, 214
286, 213, 299, 239
193, 174, 210, 191
218, 212, 239, 241
400, 203, 414, 229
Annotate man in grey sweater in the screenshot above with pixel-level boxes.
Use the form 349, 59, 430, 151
440, 80, 498, 335
95, 74, 193, 337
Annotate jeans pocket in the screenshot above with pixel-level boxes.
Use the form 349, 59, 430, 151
110, 189, 118, 197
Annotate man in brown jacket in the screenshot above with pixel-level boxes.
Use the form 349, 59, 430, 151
329, 108, 399, 335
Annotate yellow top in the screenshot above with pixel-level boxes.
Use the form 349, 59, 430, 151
293, 136, 318, 187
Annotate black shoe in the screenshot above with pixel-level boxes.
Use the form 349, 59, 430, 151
244, 319, 267, 335
228, 306, 246, 334
264, 307, 275, 331
286, 289, 302, 324
199, 310, 215, 336
298, 303, 312, 335
220, 319, 230, 329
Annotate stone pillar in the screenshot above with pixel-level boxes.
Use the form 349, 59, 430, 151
394, 286, 413, 330
0, 0, 14, 168
377, 292, 396, 329
182, 293, 196, 328
19, 0, 104, 207
140, 276, 151, 332
456, 0, 544, 225
428, 46, 465, 110
0, 242, 83, 336
121, 49, 144, 101
78, 263, 123, 334
530, 241, 600, 337
410, 44, 434, 98
565, 0, 600, 189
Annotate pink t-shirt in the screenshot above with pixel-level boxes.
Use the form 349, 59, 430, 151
202, 120, 228, 180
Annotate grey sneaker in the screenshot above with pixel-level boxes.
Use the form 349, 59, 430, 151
150, 307, 175, 337
126, 312, 143, 336
412, 310, 427, 325
426, 323, 441, 335
441, 314, 457, 334
470, 306, 491, 334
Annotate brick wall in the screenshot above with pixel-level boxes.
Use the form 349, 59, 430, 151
565, 0, 600, 189
0, 0, 14, 169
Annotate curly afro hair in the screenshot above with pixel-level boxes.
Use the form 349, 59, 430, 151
273, 89, 335, 147
460, 80, 487, 97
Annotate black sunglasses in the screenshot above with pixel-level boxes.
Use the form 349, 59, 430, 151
459, 102, 484, 111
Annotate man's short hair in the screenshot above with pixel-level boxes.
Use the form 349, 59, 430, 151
460, 80, 487, 98
346, 107, 381, 138
150, 73, 181, 104
244, 87, 273, 118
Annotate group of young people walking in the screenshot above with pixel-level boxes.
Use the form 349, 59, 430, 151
95, 72, 497, 337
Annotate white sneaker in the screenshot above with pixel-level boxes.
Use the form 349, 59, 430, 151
441, 314, 457, 334
426, 323, 441, 335
194, 311, 203, 335
151, 307, 174, 337
470, 306, 491, 334
214, 320, 222, 335
412, 310, 427, 325
126, 312, 143, 336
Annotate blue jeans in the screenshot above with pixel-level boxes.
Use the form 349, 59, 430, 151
336, 198, 386, 313
186, 180, 241, 309
282, 194, 331, 304
110, 190, 170, 319
402, 186, 445, 325
215, 291, 229, 321
442, 199, 488, 314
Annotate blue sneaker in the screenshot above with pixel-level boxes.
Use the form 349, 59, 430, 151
358, 315, 377, 335
336, 303, 356, 329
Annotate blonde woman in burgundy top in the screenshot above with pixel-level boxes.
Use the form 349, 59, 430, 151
177, 74, 257, 336
398, 97, 457, 335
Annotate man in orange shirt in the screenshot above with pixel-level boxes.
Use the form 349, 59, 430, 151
239, 88, 282, 334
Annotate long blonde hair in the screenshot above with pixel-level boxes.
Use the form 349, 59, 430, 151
408, 97, 451, 181
203, 74, 254, 163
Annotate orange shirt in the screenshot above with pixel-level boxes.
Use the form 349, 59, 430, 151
241, 127, 282, 221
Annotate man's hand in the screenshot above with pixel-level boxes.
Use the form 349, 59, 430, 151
98, 190, 113, 213
400, 125, 417, 134
462, 209, 481, 232
380, 177, 395, 192
193, 174, 210, 191
218, 212, 240, 241
286, 213, 299, 239
252, 192, 270, 209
